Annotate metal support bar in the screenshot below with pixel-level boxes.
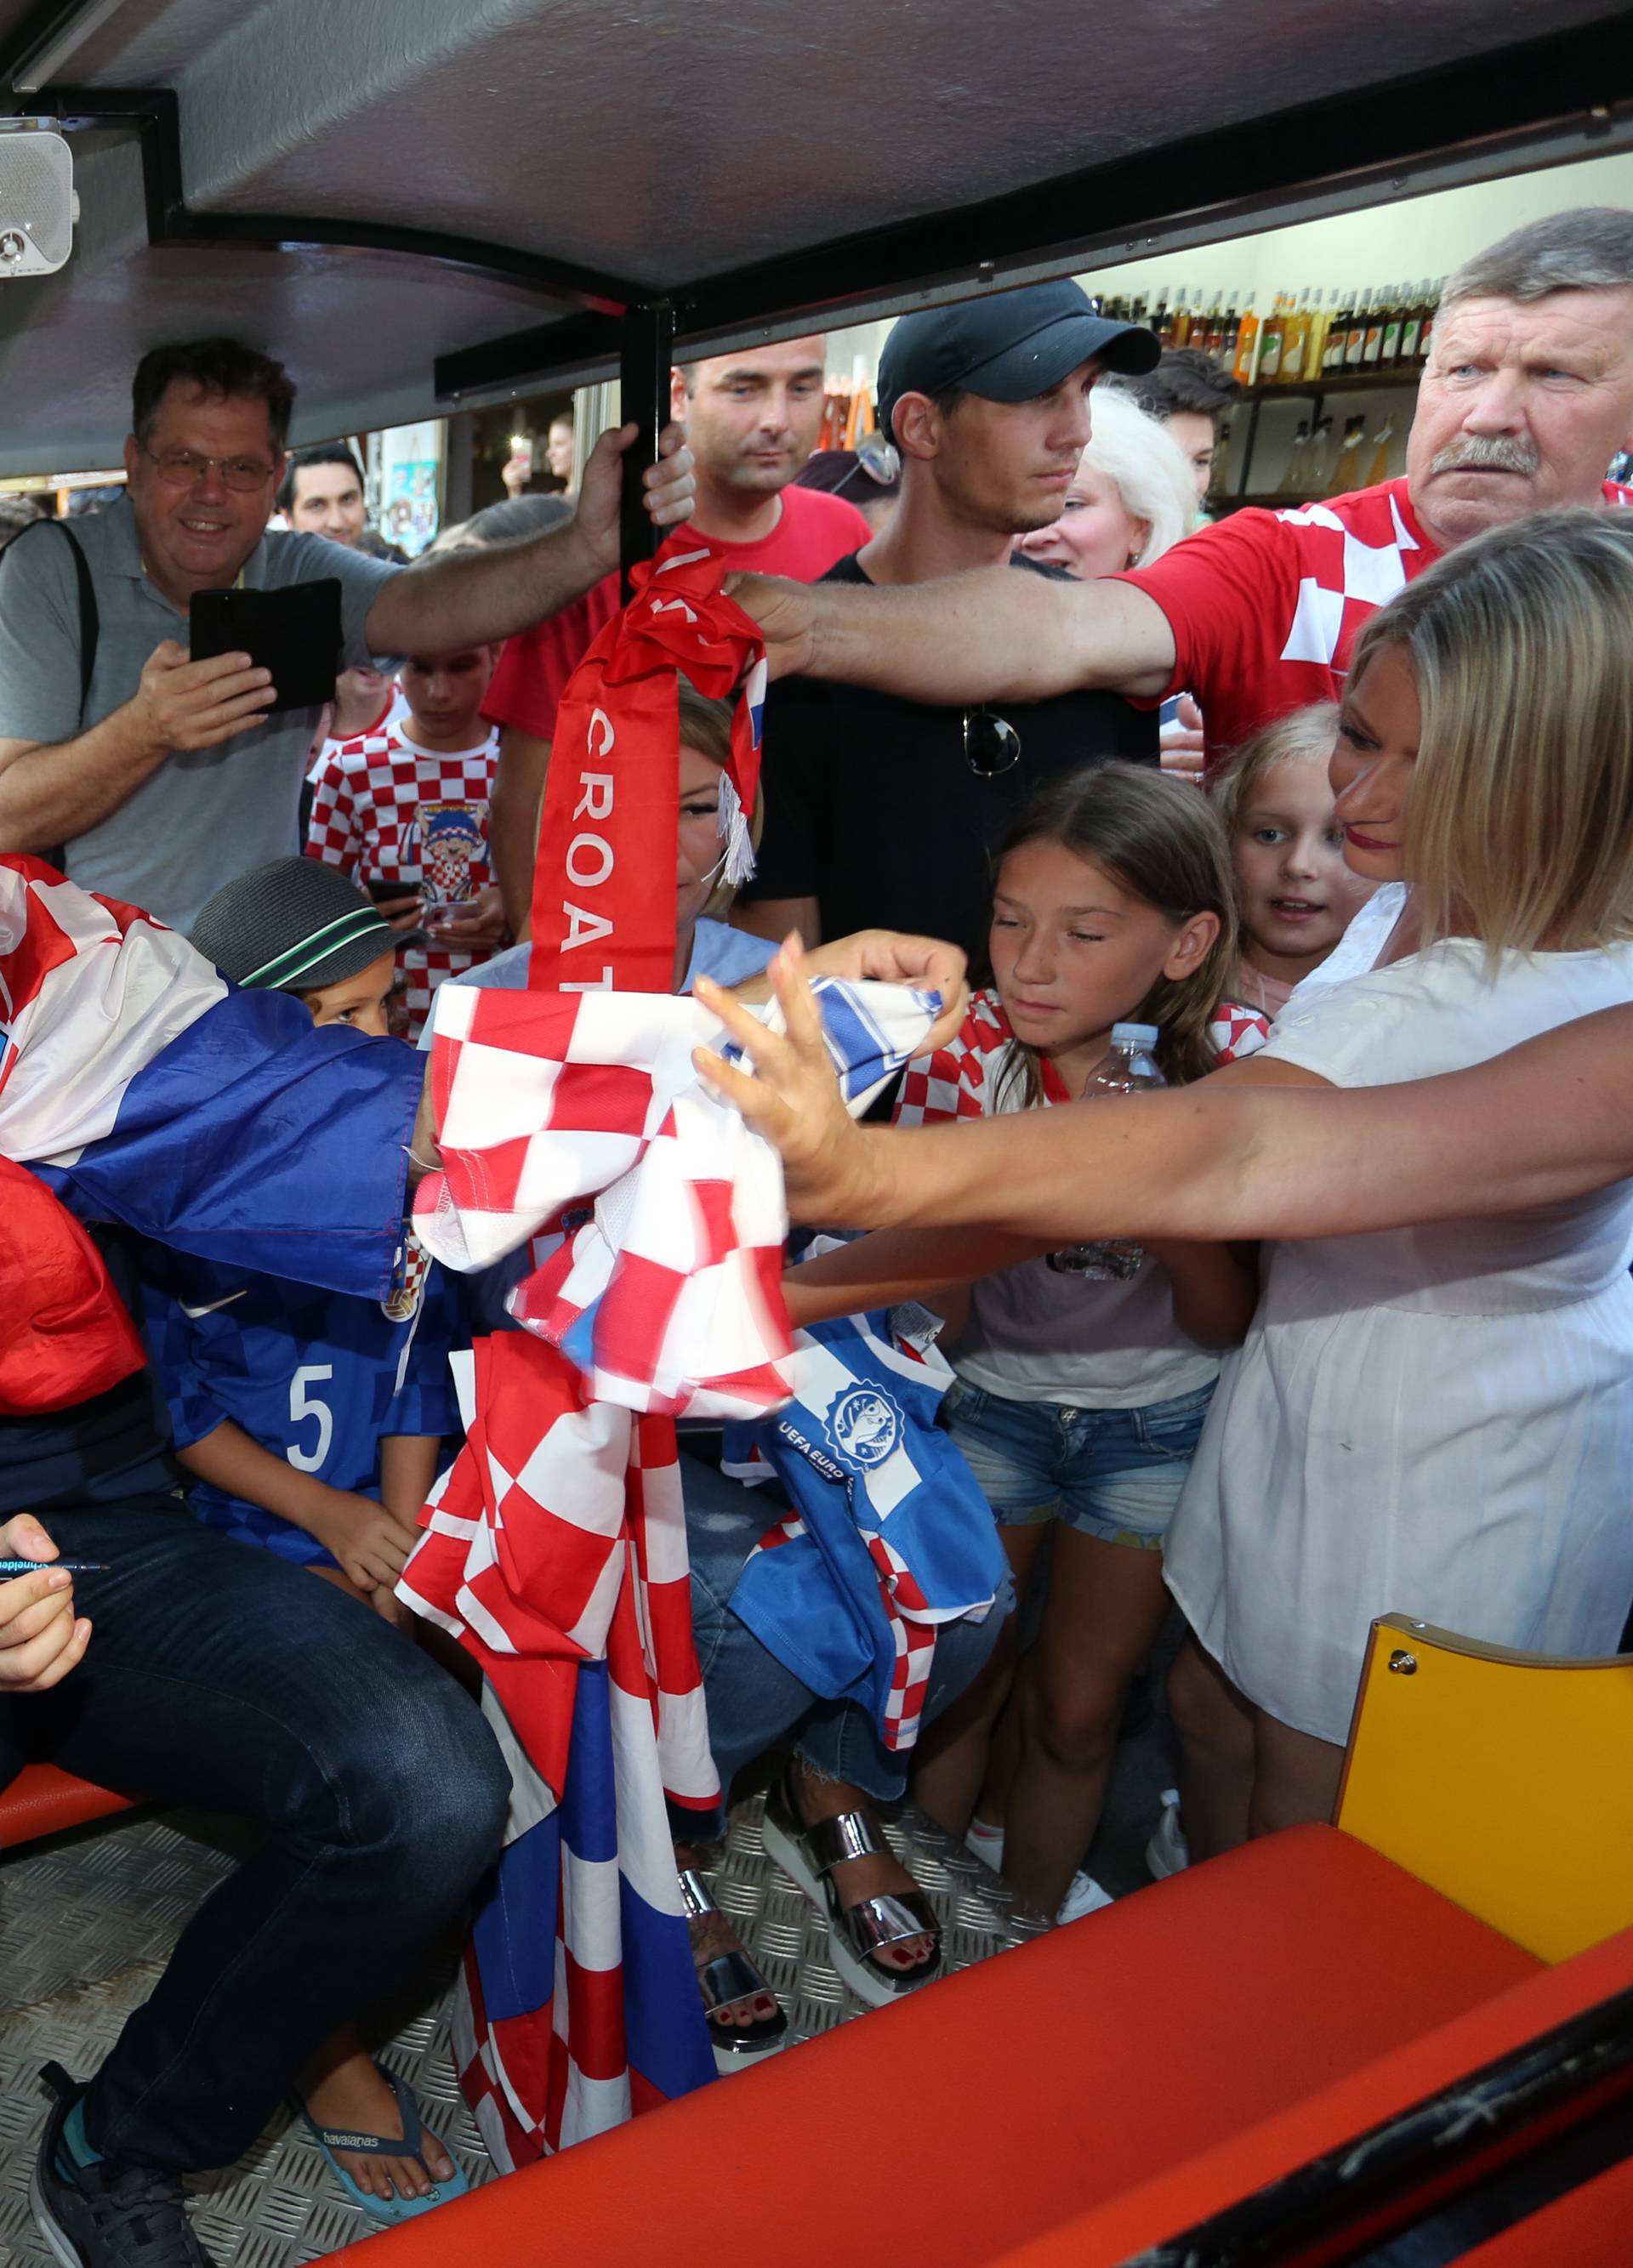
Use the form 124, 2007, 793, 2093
618, 302, 675, 605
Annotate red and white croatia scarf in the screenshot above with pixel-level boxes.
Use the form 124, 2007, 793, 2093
402, 545, 936, 2166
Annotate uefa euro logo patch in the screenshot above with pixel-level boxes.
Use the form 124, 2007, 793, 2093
822, 1384, 905, 1475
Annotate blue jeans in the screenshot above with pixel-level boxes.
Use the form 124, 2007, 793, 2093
684, 1455, 1011, 1805
942, 1377, 1214, 1549
0, 1499, 509, 2174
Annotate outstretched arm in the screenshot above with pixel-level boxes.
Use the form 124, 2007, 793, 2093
730, 566, 1175, 702
695, 945, 1633, 1242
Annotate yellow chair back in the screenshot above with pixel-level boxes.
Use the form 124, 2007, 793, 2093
1335, 1615, 1633, 1964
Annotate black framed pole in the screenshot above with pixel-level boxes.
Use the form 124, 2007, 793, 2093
618, 300, 676, 603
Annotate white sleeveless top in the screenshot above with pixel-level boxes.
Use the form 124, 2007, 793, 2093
1165, 935, 1633, 1744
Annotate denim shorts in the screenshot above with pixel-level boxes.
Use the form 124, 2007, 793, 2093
942, 1377, 1215, 1551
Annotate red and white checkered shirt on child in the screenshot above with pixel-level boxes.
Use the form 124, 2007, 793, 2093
1113, 474, 1633, 781
306, 720, 500, 1040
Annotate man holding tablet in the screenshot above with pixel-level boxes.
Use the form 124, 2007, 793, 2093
0, 337, 694, 929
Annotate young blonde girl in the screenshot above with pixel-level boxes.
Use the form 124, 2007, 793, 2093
902, 764, 1267, 1922
1212, 704, 1378, 1019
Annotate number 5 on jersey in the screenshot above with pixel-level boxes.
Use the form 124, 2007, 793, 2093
287, 1363, 335, 1471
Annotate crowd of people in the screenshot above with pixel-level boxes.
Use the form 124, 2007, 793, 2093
3, 198, 1633, 2268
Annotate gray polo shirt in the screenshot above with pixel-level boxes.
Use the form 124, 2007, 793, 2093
0, 497, 399, 928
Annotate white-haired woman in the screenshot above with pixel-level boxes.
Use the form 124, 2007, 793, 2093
1016, 383, 1200, 578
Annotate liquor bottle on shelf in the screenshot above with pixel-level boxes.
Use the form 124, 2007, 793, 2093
1258, 294, 1287, 384
1365, 418, 1397, 486
1380, 288, 1405, 368
1305, 415, 1336, 493
1363, 288, 1390, 366
1323, 290, 1352, 375
1169, 288, 1192, 347
1219, 300, 1241, 361
1344, 291, 1370, 369
1232, 300, 1260, 384
1279, 420, 1312, 495
1396, 281, 1425, 366
1327, 414, 1368, 496
1129, 293, 1150, 330
1419, 279, 1444, 364
1306, 289, 1334, 380
1147, 286, 1169, 345
1281, 288, 1313, 384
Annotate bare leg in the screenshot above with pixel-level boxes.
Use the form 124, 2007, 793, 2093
1001, 1530, 1171, 1917
1168, 1631, 1255, 1861
1248, 1712, 1345, 1839
298, 1566, 461, 2203
299, 2029, 457, 2204
912, 1523, 1046, 1836
790, 1759, 934, 1975
673, 1837, 777, 2032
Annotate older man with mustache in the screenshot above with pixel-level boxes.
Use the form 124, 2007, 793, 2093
733, 207, 1633, 782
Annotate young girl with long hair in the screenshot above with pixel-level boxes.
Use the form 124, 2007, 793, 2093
902, 764, 1266, 1922
1212, 704, 1377, 1020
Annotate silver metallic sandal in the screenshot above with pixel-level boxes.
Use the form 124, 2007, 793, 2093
679, 1867, 789, 2075
760, 1771, 943, 2009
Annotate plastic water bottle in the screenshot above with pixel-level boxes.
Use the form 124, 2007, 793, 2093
1047, 1022, 1165, 1281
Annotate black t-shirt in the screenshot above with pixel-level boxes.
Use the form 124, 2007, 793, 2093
742, 551, 1158, 957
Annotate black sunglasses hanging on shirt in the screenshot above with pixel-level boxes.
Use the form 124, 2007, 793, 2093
963, 705, 1022, 779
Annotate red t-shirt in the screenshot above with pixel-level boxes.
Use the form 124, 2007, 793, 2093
1114, 475, 1633, 775
483, 485, 873, 742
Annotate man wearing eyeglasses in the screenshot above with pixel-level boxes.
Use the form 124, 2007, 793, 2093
733, 282, 1160, 960
0, 336, 693, 930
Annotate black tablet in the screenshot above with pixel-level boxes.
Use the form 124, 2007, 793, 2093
190, 579, 343, 713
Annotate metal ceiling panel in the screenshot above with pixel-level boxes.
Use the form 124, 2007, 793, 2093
157, 0, 1633, 287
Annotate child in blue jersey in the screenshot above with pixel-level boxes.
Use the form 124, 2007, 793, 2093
134, 857, 458, 1625
128, 855, 471, 2223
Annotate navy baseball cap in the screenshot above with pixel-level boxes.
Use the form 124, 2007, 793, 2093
877, 279, 1160, 446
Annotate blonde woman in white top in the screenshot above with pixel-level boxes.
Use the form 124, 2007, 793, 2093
1164, 506, 1633, 1855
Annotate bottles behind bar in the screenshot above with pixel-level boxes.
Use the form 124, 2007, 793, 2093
1078, 268, 1442, 391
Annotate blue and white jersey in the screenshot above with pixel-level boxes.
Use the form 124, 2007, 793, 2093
134, 1246, 458, 1566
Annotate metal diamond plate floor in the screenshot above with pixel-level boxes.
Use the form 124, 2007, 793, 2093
0, 1794, 1044, 2265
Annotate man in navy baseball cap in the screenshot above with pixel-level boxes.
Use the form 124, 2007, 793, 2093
734, 277, 1164, 963
876, 278, 1160, 447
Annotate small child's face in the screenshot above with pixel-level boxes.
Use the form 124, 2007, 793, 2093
1233, 756, 1377, 969
299, 950, 399, 1037
400, 646, 498, 742
676, 742, 725, 933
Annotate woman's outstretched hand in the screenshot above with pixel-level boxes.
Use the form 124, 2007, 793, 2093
693, 937, 893, 1227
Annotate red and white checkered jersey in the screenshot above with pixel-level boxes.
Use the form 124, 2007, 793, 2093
305, 720, 500, 1039
1115, 476, 1633, 777
894, 989, 1268, 1128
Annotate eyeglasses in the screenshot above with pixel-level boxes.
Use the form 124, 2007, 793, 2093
963, 706, 1021, 779
141, 445, 277, 493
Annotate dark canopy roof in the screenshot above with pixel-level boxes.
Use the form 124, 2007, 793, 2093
1, 0, 1629, 470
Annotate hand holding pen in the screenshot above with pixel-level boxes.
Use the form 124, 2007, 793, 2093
0, 1516, 93, 1692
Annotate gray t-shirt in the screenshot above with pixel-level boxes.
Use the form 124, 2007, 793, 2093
0, 498, 399, 928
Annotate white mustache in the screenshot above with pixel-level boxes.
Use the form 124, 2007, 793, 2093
1428, 435, 1540, 477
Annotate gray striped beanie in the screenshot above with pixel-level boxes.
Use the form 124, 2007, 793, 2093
190, 855, 397, 992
